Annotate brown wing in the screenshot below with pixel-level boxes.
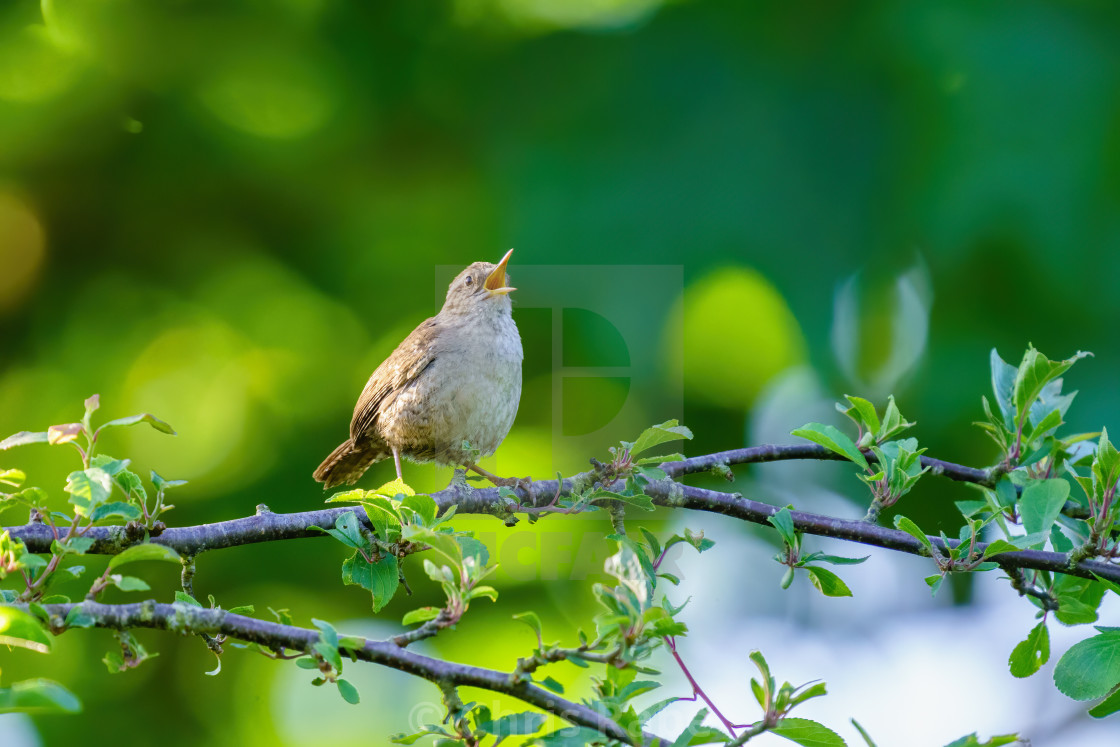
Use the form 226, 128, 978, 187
350, 317, 440, 440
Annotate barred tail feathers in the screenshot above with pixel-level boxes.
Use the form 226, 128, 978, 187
313, 439, 381, 489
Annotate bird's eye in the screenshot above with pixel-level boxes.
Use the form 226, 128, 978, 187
464, 275, 473, 286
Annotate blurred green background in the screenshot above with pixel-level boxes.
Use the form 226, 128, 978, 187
2, 0, 1120, 745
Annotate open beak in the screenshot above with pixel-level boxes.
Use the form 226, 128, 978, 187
484, 248, 516, 295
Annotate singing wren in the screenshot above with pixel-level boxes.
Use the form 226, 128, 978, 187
314, 249, 523, 488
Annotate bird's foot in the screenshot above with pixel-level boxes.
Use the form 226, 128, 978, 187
469, 465, 533, 500
450, 468, 472, 491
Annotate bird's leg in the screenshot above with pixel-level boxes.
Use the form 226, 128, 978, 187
392, 447, 404, 482
469, 464, 533, 501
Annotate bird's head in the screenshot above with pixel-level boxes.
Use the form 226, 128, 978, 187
441, 248, 516, 317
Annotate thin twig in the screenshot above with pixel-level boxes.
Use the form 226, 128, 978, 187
664, 635, 746, 736
18, 601, 658, 746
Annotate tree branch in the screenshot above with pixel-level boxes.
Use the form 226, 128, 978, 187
661, 443, 995, 486
24, 601, 656, 745
5, 447, 1115, 585
647, 482, 1120, 584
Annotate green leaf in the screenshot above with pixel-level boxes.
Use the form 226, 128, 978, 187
389, 731, 447, 745
644, 607, 688, 637
325, 489, 369, 504
851, 719, 878, 747
618, 680, 662, 700
955, 500, 989, 519
538, 676, 564, 694
362, 500, 400, 542
638, 696, 681, 726
457, 535, 490, 566
658, 527, 718, 556
174, 591, 202, 606
1050, 524, 1074, 553
804, 566, 853, 597
893, 515, 934, 554
401, 607, 441, 626
467, 585, 498, 602
108, 543, 181, 569
878, 396, 914, 440
589, 489, 655, 511
337, 635, 366, 655
989, 349, 1018, 427
1019, 479, 1070, 540
791, 423, 868, 469
1024, 407, 1063, 444
513, 611, 543, 642
52, 537, 94, 556
630, 420, 693, 457
1088, 685, 1120, 718
1057, 601, 1100, 626
475, 711, 546, 738
401, 525, 461, 570
90, 501, 143, 523
227, 605, 255, 616
942, 734, 1024, 747
843, 395, 881, 436
90, 455, 128, 475
530, 727, 606, 746
0, 468, 25, 488
314, 640, 342, 672
313, 618, 339, 648
342, 551, 399, 613
8, 487, 48, 510
1012, 348, 1090, 431
0, 607, 51, 652
807, 553, 869, 566
269, 607, 294, 625
992, 477, 1017, 510
327, 510, 369, 550
150, 471, 187, 492
102, 651, 125, 673
112, 469, 147, 502
1004, 531, 1051, 551
1095, 428, 1120, 491
63, 606, 96, 628
636, 453, 685, 465
670, 708, 728, 746
371, 477, 415, 498
65, 468, 113, 517
97, 413, 176, 436
636, 465, 668, 483
1008, 622, 1049, 678
770, 717, 846, 747
400, 493, 438, 526
981, 539, 1020, 559
0, 679, 82, 714
111, 575, 151, 592
1053, 629, 1120, 700
337, 678, 360, 705
768, 507, 798, 547
639, 526, 662, 559
17, 554, 47, 572
57, 564, 86, 580
0, 431, 50, 450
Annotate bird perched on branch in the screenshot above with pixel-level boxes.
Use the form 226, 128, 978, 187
313, 249, 523, 489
